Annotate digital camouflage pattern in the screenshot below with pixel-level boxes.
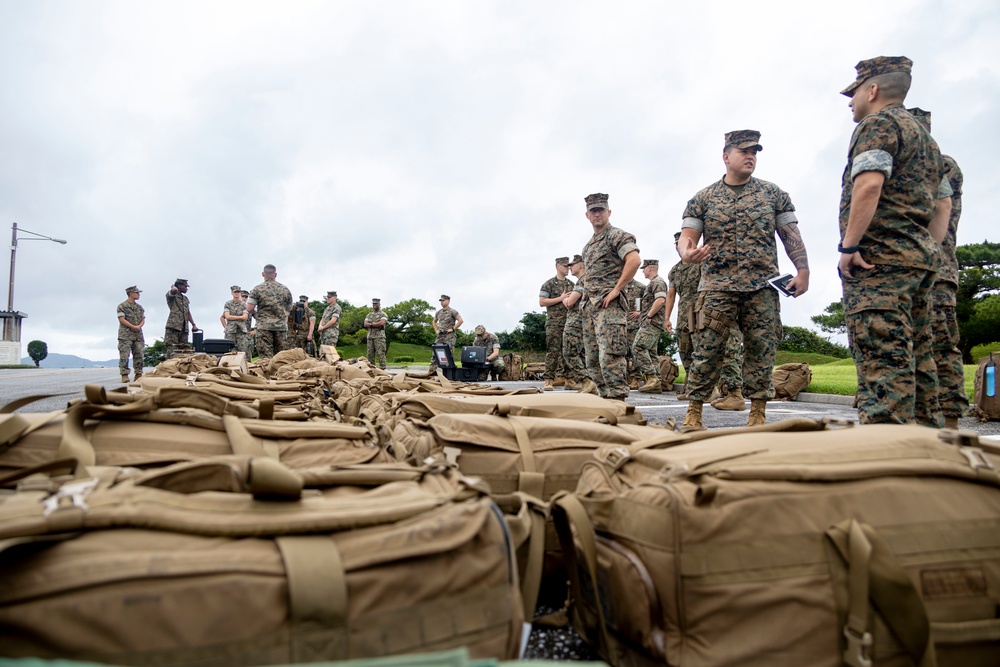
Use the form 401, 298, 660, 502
365, 310, 388, 369
287, 302, 316, 351
840, 55, 913, 97
640, 274, 668, 330
117, 300, 144, 377
931, 281, 968, 420
843, 266, 940, 426
668, 260, 702, 380
840, 102, 947, 426
539, 274, 573, 380
682, 177, 798, 292
686, 289, 779, 402
938, 155, 962, 286
562, 276, 588, 383
724, 129, 763, 150
223, 298, 250, 356
719, 328, 745, 394
631, 274, 668, 379
838, 102, 945, 272
164, 290, 191, 332
473, 331, 506, 380
429, 306, 461, 371
319, 303, 342, 346
624, 278, 645, 382
581, 224, 638, 400
248, 280, 294, 331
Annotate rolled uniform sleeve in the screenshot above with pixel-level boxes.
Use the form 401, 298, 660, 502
850, 115, 899, 182
937, 177, 953, 199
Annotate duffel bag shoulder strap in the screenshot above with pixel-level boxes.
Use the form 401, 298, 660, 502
627, 417, 840, 455
498, 414, 545, 499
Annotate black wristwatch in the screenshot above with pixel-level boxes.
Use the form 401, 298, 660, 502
838, 243, 861, 254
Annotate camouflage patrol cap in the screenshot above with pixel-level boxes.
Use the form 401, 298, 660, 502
439, 294, 450, 301
230, 285, 241, 292
724, 130, 763, 151
474, 324, 486, 335
125, 285, 141, 295
840, 56, 913, 97
555, 256, 570, 266
326, 290, 337, 298
175, 278, 189, 286
907, 107, 931, 131
569, 254, 584, 265
298, 295, 308, 302
240, 290, 249, 296
585, 193, 609, 210
640, 259, 659, 268
673, 231, 682, 241
372, 298, 380, 303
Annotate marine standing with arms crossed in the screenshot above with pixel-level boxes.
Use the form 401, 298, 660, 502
538, 257, 573, 391
581, 193, 641, 401
679, 130, 810, 431
838, 57, 950, 426
365, 298, 389, 369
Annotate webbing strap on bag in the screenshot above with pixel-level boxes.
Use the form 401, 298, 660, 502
503, 415, 545, 499
222, 414, 275, 459
276, 535, 350, 662
827, 519, 936, 667
502, 492, 547, 619
513, 406, 619, 425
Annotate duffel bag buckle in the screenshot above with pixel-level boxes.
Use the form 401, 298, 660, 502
843, 626, 873, 667
600, 446, 630, 471
42, 478, 99, 517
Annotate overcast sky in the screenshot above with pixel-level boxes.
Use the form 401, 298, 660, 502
1, 0, 997, 362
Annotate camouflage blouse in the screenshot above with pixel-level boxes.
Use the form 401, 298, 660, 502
667, 260, 701, 331
223, 298, 248, 335
165, 291, 190, 331
640, 275, 669, 330
538, 276, 573, 324
434, 307, 461, 334
365, 310, 388, 340
937, 155, 962, 286
117, 300, 145, 342
581, 225, 639, 303
565, 276, 587, 330
248, 280, 293, 331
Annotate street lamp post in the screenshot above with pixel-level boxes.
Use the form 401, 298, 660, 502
8, 222, 68, 312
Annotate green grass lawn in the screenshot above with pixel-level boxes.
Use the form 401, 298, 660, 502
335, 342, 431, 365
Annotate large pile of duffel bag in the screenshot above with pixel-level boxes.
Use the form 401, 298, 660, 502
1, 351, 998, 666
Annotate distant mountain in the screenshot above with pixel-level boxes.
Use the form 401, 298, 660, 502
20, 353, 118, 369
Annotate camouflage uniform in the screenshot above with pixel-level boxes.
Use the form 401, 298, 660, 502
430, 306, 461, 372
365, 309, 388, 369
632, 274, 668, 379
839, 100, 948, 426
117, 297, 144, 378
539, 274, 573, 381
623, 278, 645, 384
164, 288, 191, 356
582, 224, 640, 400
223, 298, 250, 356
718, 328, 745, 394
667, 260, 701, 390
319, 303, 342, 346
287, 301, 316, 352
562, 276, 588, 384
473, 330, 506, 380
682, 176, 798, 402
248, 279, 293, 360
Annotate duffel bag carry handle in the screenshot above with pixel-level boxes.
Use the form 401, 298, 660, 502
627, 416, 844, 455
496, 491, 548, 620
134, 456, 303, 499
499, 405, 620, 425
827, 519, 935, 667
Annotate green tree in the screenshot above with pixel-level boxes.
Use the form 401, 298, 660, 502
501, 312, 547, 352
26, 340, 47, 367
957, 241, 1000, 362
779, 326, 851, 358
384, 298, 434, 346
143, 340, 167, 368
657, 331, 679, 358
810, 301, 846, 336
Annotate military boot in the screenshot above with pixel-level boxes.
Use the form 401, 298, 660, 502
746, 399, 767, 427
628, 377, 641, 390
944, 416, 959, 430
543, 380, 554, 391
553, 377, 566, 387
711, 388, 746, 411
563, 378, 579, 391
578, 378, 599, 395
680, 400, 706, 432
120, 375, 130, 384
638, 377, 662, 394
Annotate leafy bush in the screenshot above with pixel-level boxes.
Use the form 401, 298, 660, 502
393, 356, 415, 363
778, 326, 850, 358
27, 340, 48, 367
970, 342, 1000, 362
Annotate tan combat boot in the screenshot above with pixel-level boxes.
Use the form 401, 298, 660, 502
553, 377, 566, 387
121, 375, 130, 384
746, 399, 767, 427
628, 377, 641, 390
638, 376, 662, 394
680, 400, 706, 432
543, 380, 554, 391
563, 378, 579, 391
944, 416, 959, 429
711, 388, 747, 411
578, 378, 599, 395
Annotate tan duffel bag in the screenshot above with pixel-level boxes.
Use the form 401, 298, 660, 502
553, 421, 1000, 666
390, 392, 648, 425
0, 385, 399, 475
0, 457, 527, 664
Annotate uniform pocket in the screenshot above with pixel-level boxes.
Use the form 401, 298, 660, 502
843, 286, 896, 315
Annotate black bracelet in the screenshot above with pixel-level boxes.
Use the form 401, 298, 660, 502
838, 243, 861, 254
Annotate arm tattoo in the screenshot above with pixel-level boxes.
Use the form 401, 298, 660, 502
777, 223, 809, 271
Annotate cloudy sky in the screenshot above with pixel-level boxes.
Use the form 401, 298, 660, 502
1, 0, 997, 362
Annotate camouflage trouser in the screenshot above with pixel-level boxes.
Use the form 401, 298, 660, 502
562, 322, 587, 383
930, 281, 969, 419
320, 328, 339, 347
625, 320, 642, 381
677, 324, 693, 393
584, 301, 629, 400
118, 339, 144, 376
289, 334, 310, 352
544, 319, 567, 380
687, 288, 779, 402
429, 332, 456, 371
719, 328, 745, 393
255, 329, 288, 360
631, 322, 661, 378
477, 357, 507, 381
163, 328, 188, 358
226, 331, 250, 357
843, 265, 940, 427
367, 336, 387, 369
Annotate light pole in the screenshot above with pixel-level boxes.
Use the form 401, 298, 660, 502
8, 222, 68, 312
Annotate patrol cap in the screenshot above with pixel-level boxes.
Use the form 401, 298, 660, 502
585, 193, 609, 211
298, 295, 308, 301
907, 107, 931, 132
641, 259, 659, 268
326, 290, 337, 298
673, 231, 682, 241
439, 294, 450, 301
569, 254, 584, 265
724, 130, 763, 151
555, 256, 569, 266
841, 55, 913, 97
230, 285, 241, 292
240, 290, 249, 296
125, 285, 141, 295
372, 298, 380, 303
474, 325, 485, 335
174, 278, 189, 286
